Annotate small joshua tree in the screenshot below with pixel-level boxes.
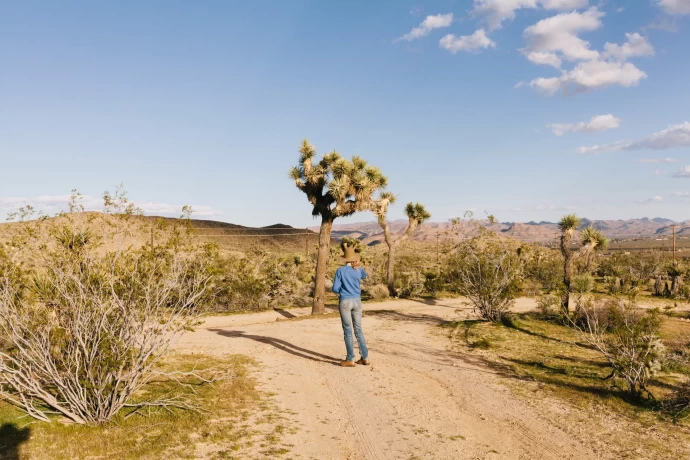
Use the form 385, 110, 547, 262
579, 226, 609, 271
371, 194, 431, 296
290, 140, 387, 314
558, 214, 580, 313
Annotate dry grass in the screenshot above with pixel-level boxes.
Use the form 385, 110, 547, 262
445, 314, 690, 458
0, 354, 293, 460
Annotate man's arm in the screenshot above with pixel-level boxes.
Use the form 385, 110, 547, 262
359, 267, 367, 280
332, 269, 342, 294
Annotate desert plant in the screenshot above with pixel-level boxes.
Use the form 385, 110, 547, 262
578, 226, 609, 271
571, 298, 665, 399
366, 284, 390, 300
371, 195, 431, 296
0, 203, 212, 424
290, 140, 387, 314
558, 214, 580, 313
446, 235, 523, 322
571, 273, 595, 295
536, 293, 560, 317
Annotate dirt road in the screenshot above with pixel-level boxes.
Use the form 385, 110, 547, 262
176, 298, 597, 459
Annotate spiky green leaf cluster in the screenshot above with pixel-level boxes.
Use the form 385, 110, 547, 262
558, 214, 581, 233
580, 226, 609, 252
405, 203, 431, 224
290, 139, 388, 219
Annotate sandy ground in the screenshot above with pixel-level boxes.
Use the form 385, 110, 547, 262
175, 297, 614, 459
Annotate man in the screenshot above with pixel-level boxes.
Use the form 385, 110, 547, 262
332, 244, 370, 367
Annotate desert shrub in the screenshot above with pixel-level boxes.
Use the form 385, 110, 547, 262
423, 271, 443, 296
395, 269, 425, 298
521, 279, 543, 296
536, 293, 560, 318
366, 284, 390, 300
208, 250, 311, 312
570, 273, 595, 294
0, 207, 212, 424
445, 235, 523, 323
571, 298, 665, 399
522, 247, 562, 293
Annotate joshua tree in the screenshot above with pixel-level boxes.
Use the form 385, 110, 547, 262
290, 140, 387, 314
371, 194, 431, 296
558, 214, 580, 313
579, 226, 609, 271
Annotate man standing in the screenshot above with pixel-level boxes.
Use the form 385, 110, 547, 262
332, 244, 370, 367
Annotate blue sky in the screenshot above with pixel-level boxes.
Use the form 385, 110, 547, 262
2, 0, 690, 227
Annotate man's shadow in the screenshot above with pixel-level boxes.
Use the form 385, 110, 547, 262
211, 329, 342, 365
0, 424, 31, 460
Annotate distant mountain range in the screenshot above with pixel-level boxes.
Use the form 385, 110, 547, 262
315, 217, 690, 245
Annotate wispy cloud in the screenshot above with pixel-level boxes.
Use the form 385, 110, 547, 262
673, 166, 690, 178
439, 29, 496, 54
656, 0, 690, 15
397, 13, 454, 42
549, 114, 620, 136
472, 0, 589, 31
639, 158, 676, 163
636, 195, 664, 204
0, 194, 223, 219
578, 122, 690, 154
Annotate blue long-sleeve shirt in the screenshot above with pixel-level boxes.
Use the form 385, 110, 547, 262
332, 266, 367, 299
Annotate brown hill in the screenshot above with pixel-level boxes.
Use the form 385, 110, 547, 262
0, 213, 319, 256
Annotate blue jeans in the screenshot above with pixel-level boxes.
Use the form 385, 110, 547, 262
339, 298, 368, 361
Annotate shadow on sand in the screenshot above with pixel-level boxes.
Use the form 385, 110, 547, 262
210, 329, 342, 365
0, 424, 31, 460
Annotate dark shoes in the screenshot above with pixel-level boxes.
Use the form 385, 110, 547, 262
356, 358, 370, 366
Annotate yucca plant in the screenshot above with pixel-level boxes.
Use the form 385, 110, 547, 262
558, 214, 580, 313
290, 140, 387, 314
371, 195, 431, 296
579, 226, 609, 271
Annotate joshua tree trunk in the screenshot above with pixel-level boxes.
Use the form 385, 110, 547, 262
561, 236, 573, 313
313, 217, 333, 314
381, 223, 397, 296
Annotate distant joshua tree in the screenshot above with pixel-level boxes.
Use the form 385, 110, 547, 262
290, 140, 387, 314
371, 193, 431, 296
558, 214, 580, 313
579, 226, 609, 271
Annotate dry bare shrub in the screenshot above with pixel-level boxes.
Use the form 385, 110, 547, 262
571, 297, 665, 399
367, 284, 390, 300
0, 193, 213, 424
445, 235, 523, 323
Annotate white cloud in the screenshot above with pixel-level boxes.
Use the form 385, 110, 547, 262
603, 33, 654, 61
530, 59, 647, 95
639, 158, 676, 163
657, 0, 690, 15
439, 29, 496, 54
637, 196, 664, 204
540, 0, 589, 8
522, 9, 654, 96
525, 51, 562, 68
472, 0, 589, 31
522, 8, 603, 63
398, 13, 454, 41
674, 166, 690, 178
514, 81, 526, 88
579, 122, 690, 154
672, 191, 690, 197
549, 114, 621, 135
